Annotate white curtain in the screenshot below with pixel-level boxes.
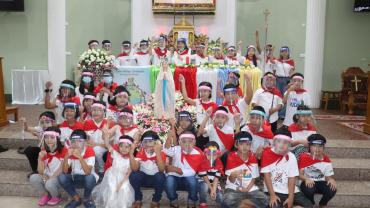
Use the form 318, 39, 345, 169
12, 69, 50, 104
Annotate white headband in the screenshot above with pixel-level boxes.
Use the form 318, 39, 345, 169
179, 134, 196, 140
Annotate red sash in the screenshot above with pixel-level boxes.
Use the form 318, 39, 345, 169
227, 56, 237, 61
117, 52, 129, 57
260, 147, 289, 169
108, 104, 133, 113
298, 152, 331, 169
200, 100, 218, 112
294, 89, 307, 94
278, 59, 295, 67
136, 52, 148, 55
120, 125, 138, 135
180, 147, 210, 173
58, 96, 81, 105
93, 82, 118, 94
262, 86, 283, 99
225, 151, 258, 171
59, 121, 84, 130
214, 124, 234, 151
154, 47, 167, 57
288, 123, 316, 132
178, 48, 189, 56
43, 147, 68, 163
222, 101, 240, 114
248, 124, 274, 140
136, 148, 166, 162
69, 146, 95, 160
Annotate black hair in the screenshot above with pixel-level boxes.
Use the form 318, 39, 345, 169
122, 40, 131, 45
245, 47, 258, 66
58, 79, 76, 99
43, 127, 64, 154
291, 72, 304, 79
39, 111, 56, 121
293, 105, 312, 123
140, 40, 149, 45
70, 129, 87, 140
307, 134, 327, 147
198, 81, 213, 99
177, 38, 188, 50
274, 128, 292, 138
252, 105, 266, 114
62, 103, 80, 119
108, 85, 130, 106
118, 135, 134, 143
79, 73, 94, 95
204, 141, 220, 150
141, 130, 160, 141
223, 83, 237, 92
82, 92, 96, 113
279, 46, 290, 59
120, 107, 133, 115
215, 106, 229, 114
261, 72, 276, 85
102, 40, 111, 45
234, 131, 253, 143
88, 40, 99, 46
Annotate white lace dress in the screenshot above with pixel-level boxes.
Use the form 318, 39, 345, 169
92, 150, 134, 208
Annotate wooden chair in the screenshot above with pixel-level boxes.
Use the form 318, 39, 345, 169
340, 67, 368, 114
321, 90, 341, 111
6, 106, 18, 122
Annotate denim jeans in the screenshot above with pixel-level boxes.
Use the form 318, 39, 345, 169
267, 192, 313, 208
276, 77, 290, 118
165, 175, 198, 205
198, 180, 222, 204
300, 181, 337, 206
129, 171, 166, 203
222, 189, 268, 208
58, 173, 97, 200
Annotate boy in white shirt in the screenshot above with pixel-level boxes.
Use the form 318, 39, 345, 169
222, 131, 268, 208
261, 129, 312, 208
59, 130, 98, 208
298, 134, 337, 207
283, 73, 311, 127
129, 131, 166, 208
134, 39, 152, 66
251, 72, 283, 133
164, 130, 209, 208
115, 41, 136, 67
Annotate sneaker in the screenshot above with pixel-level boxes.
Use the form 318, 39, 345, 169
199, 203, 208, 208
83, 200, 96, 208
47, 197, 62, 206
64, 199, 82, 208
38, 195, 50, 206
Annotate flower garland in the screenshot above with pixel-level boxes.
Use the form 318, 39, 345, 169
78, 49, 115, 81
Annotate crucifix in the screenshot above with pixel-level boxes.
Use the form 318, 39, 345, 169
351, 76, 362, 91
262, 9, 271, 71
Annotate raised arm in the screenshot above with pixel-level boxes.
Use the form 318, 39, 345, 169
44, 81, 57, 109
197, 108, 213, 136
255, 30, 262, 54
243, 73, 253, 105
179, 74, 196, 105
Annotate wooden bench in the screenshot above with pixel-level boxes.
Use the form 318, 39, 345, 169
6, 106, 18, 122
321, 90, 341, 111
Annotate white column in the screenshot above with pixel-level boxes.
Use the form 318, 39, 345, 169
303, 0, 327, 108
47, 0, 66, 92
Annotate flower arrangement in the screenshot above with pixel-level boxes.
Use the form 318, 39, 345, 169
133, 91, 197, 142
78, 49, 115, 80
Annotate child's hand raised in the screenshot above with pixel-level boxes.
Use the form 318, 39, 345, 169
154, 141, 162, 153
179, 74, 185, 84
206, 107, 214, 117
233, 113, 242, 125
38, 150, 47, 159
45, 81, 53, 89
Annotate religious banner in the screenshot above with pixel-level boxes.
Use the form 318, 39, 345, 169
113, 66, 152, 105
152, 0, 216, 14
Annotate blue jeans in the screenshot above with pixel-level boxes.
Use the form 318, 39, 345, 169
129, 171, 166, 203
300, 181, 337, 206
58, 173, 97, 200
198, 180, 222, 204
165, 175, 198, 204
222, 189, 268, 208
276, 77, 290, 118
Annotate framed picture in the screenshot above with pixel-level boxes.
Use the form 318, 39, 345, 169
152, 0, 216, 14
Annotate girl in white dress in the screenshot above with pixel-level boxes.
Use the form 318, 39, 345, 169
92, 127, 134, 208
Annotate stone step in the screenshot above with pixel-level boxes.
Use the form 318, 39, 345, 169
2, 149, 369, 181
325, 139, 370, 159
0, 170, 369, 208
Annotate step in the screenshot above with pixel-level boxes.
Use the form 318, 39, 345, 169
326, 140, 370, 159
0, 170, 369, 208
331, 158, 370, 181
0, 137, 38, 149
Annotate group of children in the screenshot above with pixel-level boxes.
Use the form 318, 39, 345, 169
15, 35, 338, 208
87, 31, 296, 76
